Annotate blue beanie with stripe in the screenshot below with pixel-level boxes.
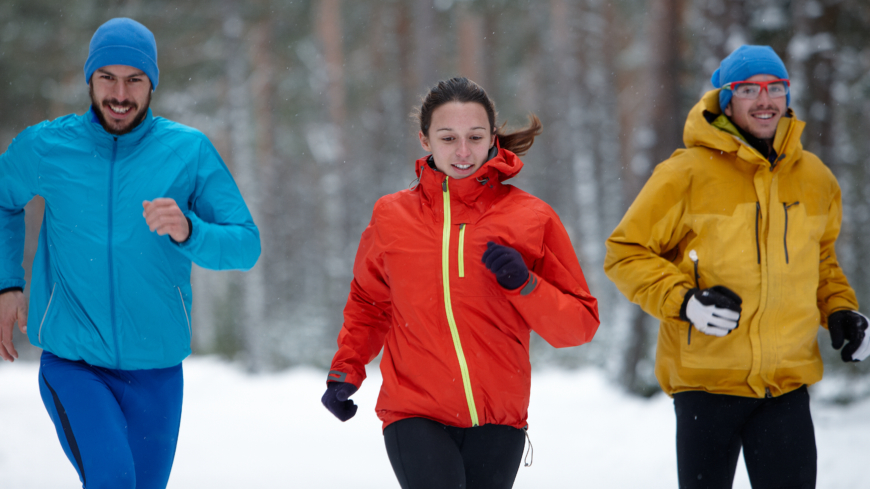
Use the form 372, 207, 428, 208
711, 45, 788, 112
84, 18, 159, 90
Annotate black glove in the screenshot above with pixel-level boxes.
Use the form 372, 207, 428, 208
829, 310, 870, 362
321, 382, 359, 421
481, 241, 529, 290
679, 286, 743, 337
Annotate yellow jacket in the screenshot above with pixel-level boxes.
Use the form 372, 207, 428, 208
604, 89, 858, 398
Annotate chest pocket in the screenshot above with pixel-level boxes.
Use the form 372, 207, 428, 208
688, 202, 762, 290
781, 202, 826, 265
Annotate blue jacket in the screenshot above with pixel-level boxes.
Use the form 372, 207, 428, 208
0, 108, 261, 369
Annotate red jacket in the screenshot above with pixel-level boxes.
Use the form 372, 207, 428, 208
328, 147, 600, 430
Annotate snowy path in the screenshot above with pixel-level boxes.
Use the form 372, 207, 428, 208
1, 357, 866, 488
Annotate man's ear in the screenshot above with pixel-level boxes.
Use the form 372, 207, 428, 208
724, 103, 732, 117
419, 131, 431, 152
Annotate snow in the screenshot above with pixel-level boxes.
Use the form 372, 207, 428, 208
1, 357, 867, 488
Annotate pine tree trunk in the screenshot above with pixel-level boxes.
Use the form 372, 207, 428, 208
618, 0, 685, 392
314, 0, 349, 349
223, 10, 267, 371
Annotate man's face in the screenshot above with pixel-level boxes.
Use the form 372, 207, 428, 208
724, 74, 787, 141
89, 65, 152, 135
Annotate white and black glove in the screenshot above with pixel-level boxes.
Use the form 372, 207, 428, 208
679, 286, 743, 337
829, 310, 870, 362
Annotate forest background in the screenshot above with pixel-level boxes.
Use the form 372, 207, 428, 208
2, 0, 869, 398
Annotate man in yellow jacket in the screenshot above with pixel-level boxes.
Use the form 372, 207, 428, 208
605, 45, 869, 488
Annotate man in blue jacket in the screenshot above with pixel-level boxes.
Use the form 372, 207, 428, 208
0, 18, 260, 489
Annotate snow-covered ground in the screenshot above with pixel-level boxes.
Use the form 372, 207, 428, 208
1, 357, 867, 488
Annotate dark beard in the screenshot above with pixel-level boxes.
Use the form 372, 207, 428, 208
88, 83, 151, 136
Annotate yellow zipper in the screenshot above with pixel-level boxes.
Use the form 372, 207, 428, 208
458, 224, 466, 278
441, 177, 479, 426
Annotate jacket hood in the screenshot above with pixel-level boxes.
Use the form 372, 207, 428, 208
683, 89, 805, 169
414, 141, 524, 183
412, 142, 524, 224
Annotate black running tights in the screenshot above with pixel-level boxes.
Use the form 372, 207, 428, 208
383, 417, 525, 489
674, 386, 816, 489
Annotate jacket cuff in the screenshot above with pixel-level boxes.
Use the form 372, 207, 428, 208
327, 370, 348, 382
0, 279, 26, 292
664, 284, 693, 322
502, 273, 539, 297
173, 213, 199, 248
823, 305, 858, 328
179, 216, 193, 243
0, 286, 24, 295
823, 297, 861, 326
326, 369, 363, 388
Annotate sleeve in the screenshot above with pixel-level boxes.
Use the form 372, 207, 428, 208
173, 138, 261, 271
0, 127, 41, 290
504, 209, 600, 348
603, 163, 695, 322
327, 204, 393, 388
816, 179, 859, 324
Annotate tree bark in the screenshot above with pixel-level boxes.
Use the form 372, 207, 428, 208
791, 0, 839, 166
223, 10, 267, 371
457, 4, 484, 86
618, 0, 685, 393
414, 0, 438, 91
314, 0, 350, 344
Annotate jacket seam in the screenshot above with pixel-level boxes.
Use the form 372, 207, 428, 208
30, 123, 84, 196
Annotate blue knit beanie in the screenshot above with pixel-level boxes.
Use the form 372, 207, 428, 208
711, 45, 788, 112
84, 18, 159, 90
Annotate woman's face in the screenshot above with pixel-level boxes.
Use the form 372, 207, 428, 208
419, 102, 495, 179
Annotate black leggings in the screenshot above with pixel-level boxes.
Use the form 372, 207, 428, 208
383, 417, 526, 489
674, 386, 816, 489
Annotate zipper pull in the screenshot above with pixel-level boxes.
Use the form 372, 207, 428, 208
688, 250, 699, 345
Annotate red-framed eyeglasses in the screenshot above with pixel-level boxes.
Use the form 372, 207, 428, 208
722, 79, 790, 99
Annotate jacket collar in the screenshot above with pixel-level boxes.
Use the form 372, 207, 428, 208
84, 106, 154, 147
684, 89, 805, 171
415, 144, 523, 223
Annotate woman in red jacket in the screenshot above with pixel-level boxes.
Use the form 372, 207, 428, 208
321, 77, 600, 489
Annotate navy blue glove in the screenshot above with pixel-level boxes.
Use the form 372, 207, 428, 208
321, 382, 359, 421
482, 241, 529, 290
829, 310, 870, 362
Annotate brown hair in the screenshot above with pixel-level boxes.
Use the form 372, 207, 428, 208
416, 77, 542, 156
